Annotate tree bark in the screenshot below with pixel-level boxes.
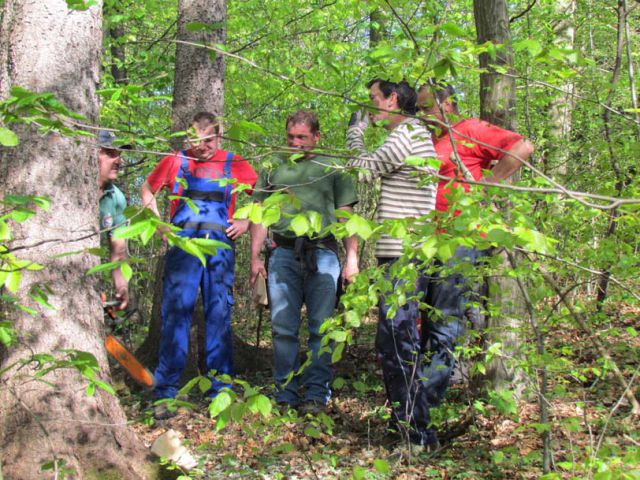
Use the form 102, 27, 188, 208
171, 0, 226, 148
545, 0, 576, 175
473, 0, 528, 393
0, 1, 152, 478
474, 0, 517, 131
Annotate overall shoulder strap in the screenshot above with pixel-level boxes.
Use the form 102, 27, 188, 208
171, 151, 190, 195
223, 151, 234, 177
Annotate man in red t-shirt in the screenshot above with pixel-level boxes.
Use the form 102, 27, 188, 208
417, 82, 533, 213
140, 112, 257, 417
410, 82, 533, 439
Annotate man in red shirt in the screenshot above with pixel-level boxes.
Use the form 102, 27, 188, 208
141, 112, 257, 417
413, 82, 533, 443
417, 82, 533, 213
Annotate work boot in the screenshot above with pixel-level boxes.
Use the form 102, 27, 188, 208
153, 401, 178, 420
298, 400, 327, 416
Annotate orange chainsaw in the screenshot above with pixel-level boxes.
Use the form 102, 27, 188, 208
102, 293, 156, 389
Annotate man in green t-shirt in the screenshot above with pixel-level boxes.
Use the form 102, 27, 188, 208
249, 110, 358, 411
98, 130, 129, 311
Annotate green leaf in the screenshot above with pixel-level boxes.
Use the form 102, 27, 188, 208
112, 220, 152, 240
332, 377, 346, 390
0, 221, 11, 241
290, 214, 310, 236
440, 22, 467, 37
304, 426, 322, 439
373, 459, 390, 475
209, 391, 232, 418
253, 395, 272, 418
120, 262, 133, 282
345, 215, 372, 240
5, 270, 21, 293
86, 261, 120, 275
0, 127, 19, 147
352, 466, 366, 480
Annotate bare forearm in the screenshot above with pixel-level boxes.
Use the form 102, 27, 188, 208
250, 222, 268, 260
140, 181, 160, 217
486, 139, 533, 183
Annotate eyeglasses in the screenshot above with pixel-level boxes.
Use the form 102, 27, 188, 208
102, 148, 122, 158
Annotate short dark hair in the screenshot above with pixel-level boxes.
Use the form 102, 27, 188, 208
367, 78, 417, 115
286, 109, 320, 134
422, 79, 458, 109
192, 111, 221, 133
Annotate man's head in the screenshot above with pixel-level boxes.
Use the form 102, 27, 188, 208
98, 130, 124, 187
367, 79, 417, 129
189, 111, 221, 161
417, 80, 459, 132
285, 110, 320, 155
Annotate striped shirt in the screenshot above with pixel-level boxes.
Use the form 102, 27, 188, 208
346, 117, 437, 258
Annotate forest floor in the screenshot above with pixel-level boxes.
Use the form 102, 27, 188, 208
112, 301, 640, 480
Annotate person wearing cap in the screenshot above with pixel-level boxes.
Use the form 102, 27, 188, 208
98, 130, 129, 311
140, 112, 257, 416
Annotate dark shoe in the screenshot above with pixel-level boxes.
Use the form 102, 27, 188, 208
276, 401, 299, 416
153, 401, 178, 420
298, 400, 327, 416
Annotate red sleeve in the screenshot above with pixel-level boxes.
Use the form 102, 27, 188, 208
230, 154, 258, 194
468, 120, 523, 166
147, 154, 181, 193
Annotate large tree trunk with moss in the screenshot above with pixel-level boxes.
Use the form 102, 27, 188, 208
473, 0, 528, 393
0, 1, 152, 478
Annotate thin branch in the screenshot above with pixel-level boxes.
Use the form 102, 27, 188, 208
383, 0, 420, 53
510, 0, 538, 23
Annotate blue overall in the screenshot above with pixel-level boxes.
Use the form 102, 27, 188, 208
154, 151, 236, 399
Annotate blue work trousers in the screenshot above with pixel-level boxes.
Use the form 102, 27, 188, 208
376, 246, 483, 446
154, 244, 235, 399
268, 247, 340, 406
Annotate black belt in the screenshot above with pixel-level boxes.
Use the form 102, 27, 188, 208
273, 233, 339, 273
176, 221, 227, 233
183, 190, 224, 201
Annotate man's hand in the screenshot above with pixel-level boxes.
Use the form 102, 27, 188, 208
348, 110, 369, 130
226, 218, 250, 240
250, 257, 267, 286
115, 286, 129, 311
341, 255, 359, 284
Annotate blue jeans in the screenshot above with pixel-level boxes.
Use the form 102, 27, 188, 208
268, 247, 340, 406
376, 246, 483, 445
154, 243, 235, 399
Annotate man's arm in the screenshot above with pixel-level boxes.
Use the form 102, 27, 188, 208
249, 220, 268, 285
337, 205, 358, 283
485, 139, 533, 183
346, 121, 437, 180
109, 237, 128, 310
140, 180, 160, 217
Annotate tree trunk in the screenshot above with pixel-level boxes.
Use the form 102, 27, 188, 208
0, 1, 152, 478
545, 0, 576, 175
474, 0, 517, 131
473, 0, 528, 394
171, 0, 226, 148
105, 2, 128, 85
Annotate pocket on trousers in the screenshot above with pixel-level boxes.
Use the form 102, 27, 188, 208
226, 291, 235, 307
